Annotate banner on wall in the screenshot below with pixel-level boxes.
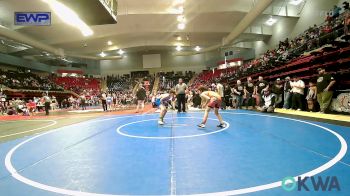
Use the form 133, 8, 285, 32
330, 93, 350, 113
57, 69, 83, 74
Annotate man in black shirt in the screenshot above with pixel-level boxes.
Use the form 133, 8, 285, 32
244, 77, 255, 109
136, 84, 147, 113
224, 84, 232, 109
316, 68, 336, 113
272, 78, 284, 108
254, 76, 269, 107
233, 80, 244, 109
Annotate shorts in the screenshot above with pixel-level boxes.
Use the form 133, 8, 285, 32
161, 101, 170, 108
208, 98, 222, 109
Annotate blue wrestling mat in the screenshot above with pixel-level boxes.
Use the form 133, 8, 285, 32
0, 110, 349, 195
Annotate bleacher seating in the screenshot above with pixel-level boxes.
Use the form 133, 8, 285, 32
0, 69, 63, 91
190, 12, 350, 90
54, 77, 101, 95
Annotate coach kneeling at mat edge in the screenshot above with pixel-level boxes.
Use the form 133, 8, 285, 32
258, 89, 276, 113
175, 78, 187, 113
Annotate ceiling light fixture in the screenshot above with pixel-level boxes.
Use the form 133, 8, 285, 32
177, 36, 182, 41
118, 49, 125, 55
176, 45, 182, 51
194, 46, 201, 52
289, 0, 303, 5
177, 6, 184, 14
177, 23, 185, 30
99, 52, 106, 57
177, 15, 186, 23
265, 16, 277, 26
174, 0, 185, 5
42, 0, 93, 36
107, 41, 112, 46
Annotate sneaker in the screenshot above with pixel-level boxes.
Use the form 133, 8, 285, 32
297, 109, 301, 111
217, 123, 226, 128
197, 124, 206, 128
158, 120, 164, 125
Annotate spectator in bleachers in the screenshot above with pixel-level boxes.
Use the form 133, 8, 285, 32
317, 68, 336, 113
291, 76, 305, 111
224, 83, 232, 109
283, 77, 292, 109
332, 5, 342, 19
192, 90, 201, 108
0, 69, 63, 91
6, 104, 16, 115
306, 81, 318, 112
186, 90, 194, 110
51, 96, 58, 111
42, 93, 51, 115
135, 84, 146, 113
175, 78, 187, 113
112, 93, 118, 110
101, 92, 107, 111
106, 93, 113, 111
244, 77, 255, 109
258, 89, 276, 113
233, 80, 244, 109
80, 94, 86, 110
272, 78, 284, 108
26, 100, 36, 116
326, 11, 333, 24
255, 76, 269, 107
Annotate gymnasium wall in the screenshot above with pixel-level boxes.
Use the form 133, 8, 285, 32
253, 0, 341, 56
100, 51, 220, 75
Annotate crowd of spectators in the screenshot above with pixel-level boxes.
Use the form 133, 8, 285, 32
191, 4, 349, 88
186, 2, 350, 114
0, 69, 63, 91
106, 75, 132, 92
54, 76, 101, 96
0, 92, 59, 116
159, 71, 194, 91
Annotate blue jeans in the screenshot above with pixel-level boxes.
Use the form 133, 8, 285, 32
235, 95, 243, 109
275, 94, 283, 108
283, 92, 292, 109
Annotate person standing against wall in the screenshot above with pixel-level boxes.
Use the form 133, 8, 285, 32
175, 78, 187, 113
42, 93, 51, 115
233, 80, 244, 109
272, 78, 284, 108
283, 77, 292, 109
254, 76, 269, 107
290, 76, 305, 111
101, 91, 107, 112
317, 68, 336, 113
135, 84, 147, 113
